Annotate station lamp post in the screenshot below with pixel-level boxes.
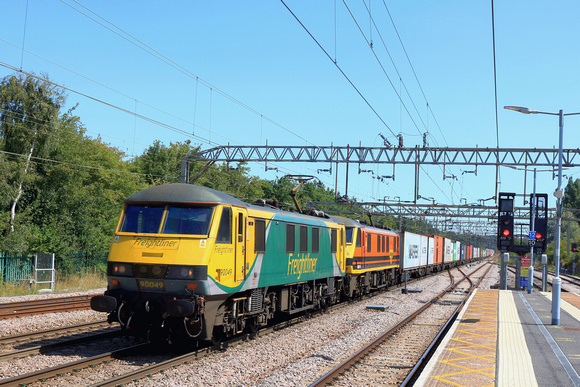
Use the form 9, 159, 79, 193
504, 105, 580, 325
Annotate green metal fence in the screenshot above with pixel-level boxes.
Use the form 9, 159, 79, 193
0, 253, 34, 283
57, 252, 109, 277
1, 252, 108, 283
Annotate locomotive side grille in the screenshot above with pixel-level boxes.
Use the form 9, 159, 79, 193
250, 288, 262, 313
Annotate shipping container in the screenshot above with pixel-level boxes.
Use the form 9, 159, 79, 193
402, 231, 422, 270
453, 241, 461, 261
420, 235, 429, 267
426, 235, 444, 265
444, 238, 454, 263
426, 236, 435, 265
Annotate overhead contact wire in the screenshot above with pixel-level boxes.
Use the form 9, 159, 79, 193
281, 0, 397, 138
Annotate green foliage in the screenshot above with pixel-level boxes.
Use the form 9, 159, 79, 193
543, 210, 580, 272
0, 73, 147, 255
563, 178, 580, 210
129, 139, 197, 185
0, 73, 64, 156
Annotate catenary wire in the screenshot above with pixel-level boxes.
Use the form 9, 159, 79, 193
281, 0, 397, 138
60, 0, 315, 147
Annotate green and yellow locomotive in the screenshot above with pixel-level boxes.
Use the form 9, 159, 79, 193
91, 183, 490, 343
91, 183, 354, 342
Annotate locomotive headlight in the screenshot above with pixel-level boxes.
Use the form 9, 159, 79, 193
109, 263, 133, 277
166, 265, 196, 280
151, 265, 163, 277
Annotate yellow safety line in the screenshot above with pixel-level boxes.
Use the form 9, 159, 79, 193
423, 289, 498, 386
541, 291, 580, 322
497, 290, 538, 387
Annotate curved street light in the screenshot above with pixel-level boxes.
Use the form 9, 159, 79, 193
504, 105, 580, 325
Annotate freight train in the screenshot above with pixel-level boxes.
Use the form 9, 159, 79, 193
91, 183, 491, 342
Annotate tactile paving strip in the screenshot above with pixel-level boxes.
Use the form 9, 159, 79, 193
421, 289, 498, 387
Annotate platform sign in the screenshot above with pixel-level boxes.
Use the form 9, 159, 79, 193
520, 271, 529, 288
521, 256, 531, 267
520, 256, 530, 288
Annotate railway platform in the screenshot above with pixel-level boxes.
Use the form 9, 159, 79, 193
416, 288, 580, 387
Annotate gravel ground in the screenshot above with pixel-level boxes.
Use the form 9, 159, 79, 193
0, 288, 106, 304
0, 262, 504, 386
131, 262, 500, 386
0, 289, 107, 337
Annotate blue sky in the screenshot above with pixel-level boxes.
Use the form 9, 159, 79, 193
2, 1, 580, 217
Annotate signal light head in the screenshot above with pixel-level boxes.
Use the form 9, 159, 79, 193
502, 229, 510, 237
535, 232, 542, 240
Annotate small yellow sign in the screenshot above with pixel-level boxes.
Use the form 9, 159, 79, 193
521, 267, 529, 277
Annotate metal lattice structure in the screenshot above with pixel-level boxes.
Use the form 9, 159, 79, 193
306, 201, 551, 221
184, 145, 580, 166
181, 144, 580, 237
305, 201, 559, 237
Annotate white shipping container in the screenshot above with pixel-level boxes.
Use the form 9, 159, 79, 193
444, 238, 454, 263
403, 231, 422, 270
420, 235, 429, 267
454, 241, 461, 261
427, 236, 435, 265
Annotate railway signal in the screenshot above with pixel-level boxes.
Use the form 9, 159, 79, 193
530, 193, 548, 253
497, 193, 515, 252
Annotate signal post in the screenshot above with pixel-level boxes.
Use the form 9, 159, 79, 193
497, 192, 548, 291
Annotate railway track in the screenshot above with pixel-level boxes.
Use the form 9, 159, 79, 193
310, 262, 492, 386
548, 270, 580, 288
507, 266, 580, 293
0, 319, 110, 347
0, 342, 150, 386
0, 263, 489, 386
0, 294, 99, 319
0, 320, 121, 362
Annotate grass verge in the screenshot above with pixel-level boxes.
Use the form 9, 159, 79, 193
0, 271, 106, 297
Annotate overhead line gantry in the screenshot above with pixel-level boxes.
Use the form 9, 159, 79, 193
181, 144, 580, 202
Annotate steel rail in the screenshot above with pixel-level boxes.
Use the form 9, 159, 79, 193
0, 294, 99, 319
0, 319, 109, 345
0, 343, 148, 386
0, 329, 122, 361
310, 261, 491, 386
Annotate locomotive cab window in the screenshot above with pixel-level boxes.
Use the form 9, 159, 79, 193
162, 206, 213, 235
345, 227, 354, 244
216, 207, 232, 244
355, 228, 361, 247
120, 205, 164, 233
331, 229, 337, 253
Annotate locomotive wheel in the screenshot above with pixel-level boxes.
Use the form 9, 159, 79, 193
211, 330, 224, 346
183, 316, 204, 338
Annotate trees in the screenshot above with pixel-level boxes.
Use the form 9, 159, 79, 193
0, 73, 65, 233
129, 140, 197, 185
0, 73, 146, 254
564, 178, 580, 215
